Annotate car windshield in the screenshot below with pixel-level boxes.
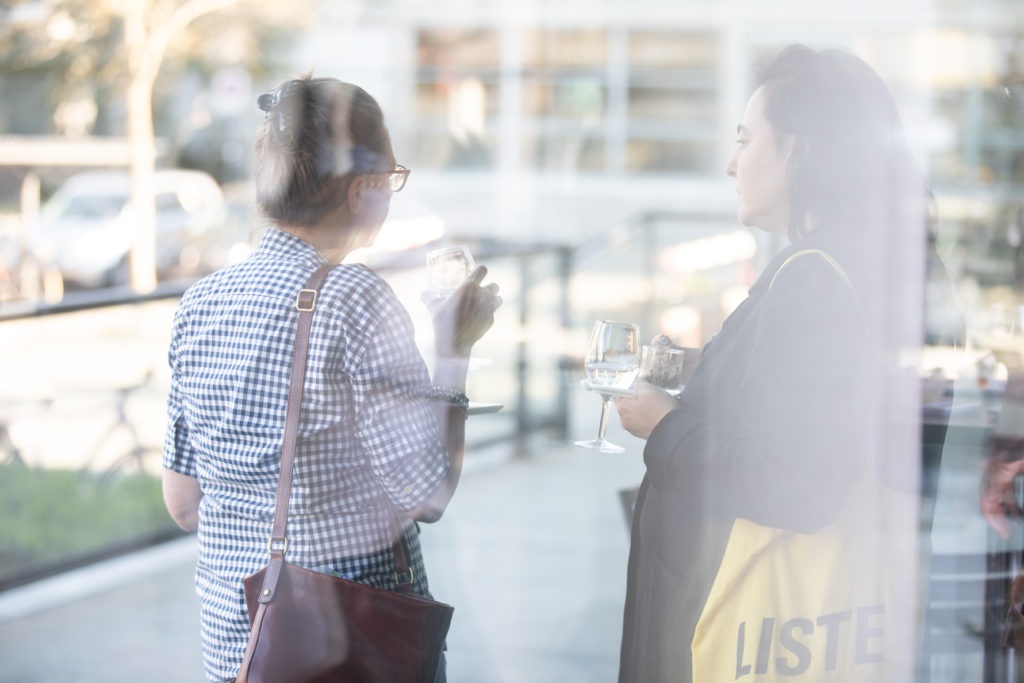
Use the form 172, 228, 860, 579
46, 194, 127, 220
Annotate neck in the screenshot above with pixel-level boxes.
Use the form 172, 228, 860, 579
279, 219, 365, 265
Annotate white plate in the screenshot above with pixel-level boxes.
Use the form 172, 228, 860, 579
467, 402, 503, 415
580, 380, 636, 398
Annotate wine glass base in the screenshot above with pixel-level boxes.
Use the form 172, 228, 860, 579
574, 438, 626, 454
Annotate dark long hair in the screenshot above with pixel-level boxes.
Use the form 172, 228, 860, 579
756, 45, 926, 244
253, 75, 394, 226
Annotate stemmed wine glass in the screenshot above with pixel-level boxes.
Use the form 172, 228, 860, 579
575, 320, 640, 453
639, 343, 686, 397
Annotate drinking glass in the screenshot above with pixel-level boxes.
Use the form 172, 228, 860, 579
425, 244, 492, 368
639, 344, 686, 396
426, 245, 474, 299
575, 320, 640, 453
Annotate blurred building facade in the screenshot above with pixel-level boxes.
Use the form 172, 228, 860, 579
2, 2, 1024, 680
259, 0, 1024, 349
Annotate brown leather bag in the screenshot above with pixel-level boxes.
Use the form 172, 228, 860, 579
1004, 564, 1024, 683
235, 265, 453, 683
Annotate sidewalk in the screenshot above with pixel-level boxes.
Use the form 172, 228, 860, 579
0, 536, 204, 682
0, 419, 647, 682
0, 396, 1003, 682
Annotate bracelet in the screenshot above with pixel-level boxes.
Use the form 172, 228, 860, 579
426, 386, 470, 410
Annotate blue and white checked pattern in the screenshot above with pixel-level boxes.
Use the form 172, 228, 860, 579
163, 227, 448, 683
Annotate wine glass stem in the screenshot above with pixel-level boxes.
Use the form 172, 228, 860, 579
597, 395, 613, 441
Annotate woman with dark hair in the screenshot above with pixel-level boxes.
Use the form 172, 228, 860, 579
615, 45, 926, 681
161, 75, 500, 682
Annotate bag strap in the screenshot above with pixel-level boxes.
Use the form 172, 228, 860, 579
768, 249, 850, 291
237, 264, 336, 682
768, 248, 865, 321
258, 263, 414, 592
263, 264, 334, 573
239, 265, 418, 679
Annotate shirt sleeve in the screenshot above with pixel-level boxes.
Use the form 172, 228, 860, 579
644, 254, 873, 533
348, 286, 448, 511
162, 308, 199, 478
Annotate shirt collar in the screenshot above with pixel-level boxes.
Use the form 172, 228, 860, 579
254, 226, 329, 267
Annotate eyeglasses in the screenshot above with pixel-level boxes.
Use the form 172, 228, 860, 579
386, 164, 410, 192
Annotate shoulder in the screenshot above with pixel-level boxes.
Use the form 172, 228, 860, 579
319, 264, 402, 318
172, 256, 324, 343
767, 249, 857, 301
761, 249, 864, 333
178, 257, 302, 309
769, 249, 851, 290
317, 265, 416, 351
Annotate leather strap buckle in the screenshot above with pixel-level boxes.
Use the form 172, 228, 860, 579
268, 536, 289, 556
296, 288, 317, 312
394, 566, 415, 585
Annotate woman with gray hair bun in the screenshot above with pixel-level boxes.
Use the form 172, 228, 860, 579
615, 45, 929, 682
161, 74, 501, 682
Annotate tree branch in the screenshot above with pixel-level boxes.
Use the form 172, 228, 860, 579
139, 0, 242, 86
164, 0, 243, 39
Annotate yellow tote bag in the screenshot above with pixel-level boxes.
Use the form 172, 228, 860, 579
691, 476, 917, 682
691, 251, 918, 681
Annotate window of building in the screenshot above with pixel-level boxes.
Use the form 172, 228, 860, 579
520, 29, 608, 172
625, 31, 719, 174
414, 29, 500, 169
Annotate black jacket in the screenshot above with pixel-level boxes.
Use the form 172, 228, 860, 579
618, 232, 877, 682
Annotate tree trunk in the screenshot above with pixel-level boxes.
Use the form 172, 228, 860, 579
122, 0, 244, 294
124, 1, 157, 293
127, 76, 158, 293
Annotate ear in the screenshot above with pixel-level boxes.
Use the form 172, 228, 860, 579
777, 131, 800, 163
346, 175, 367, 214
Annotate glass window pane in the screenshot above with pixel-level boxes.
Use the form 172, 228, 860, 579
524, 135, 605, 172
414, 30, 500, 169
413, 128, 495, 169
628, 86, 716, 121
628, 31, 718, 68
523, 30, 607, 69
418, 29, 500, 68
523, 80, 605, 118
626, 139, 717, 173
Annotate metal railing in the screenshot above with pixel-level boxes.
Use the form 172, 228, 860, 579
0, 209, 742, 588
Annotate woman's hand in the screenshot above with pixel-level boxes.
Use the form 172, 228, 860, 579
614, 381, 680, 440
423, 265, 502, 358
981, 452, 1024, 540
650, 334, 701, 384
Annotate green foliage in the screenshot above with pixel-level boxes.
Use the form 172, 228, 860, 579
0, 464, 178, 583
0, 0, 313, 137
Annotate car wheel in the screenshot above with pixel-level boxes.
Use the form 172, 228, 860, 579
102, 255, 131, 288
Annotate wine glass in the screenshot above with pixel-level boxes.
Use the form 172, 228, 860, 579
575, 320, 640, 453
426, 245, 475, 299
639, 343, 686, 396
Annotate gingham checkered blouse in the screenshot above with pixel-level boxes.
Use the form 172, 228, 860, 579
163, 227, 448, 682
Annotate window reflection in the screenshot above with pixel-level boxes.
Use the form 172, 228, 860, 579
627, 32, 718, 173
415, 29, 500, 169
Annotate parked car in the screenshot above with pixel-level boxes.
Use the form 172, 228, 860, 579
28, 170, 244, 289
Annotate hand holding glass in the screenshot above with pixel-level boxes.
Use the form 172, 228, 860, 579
426, 245, 475, 299
575, 320, 640, 453
639, 344, 686, 396
425, 244, 493, 368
